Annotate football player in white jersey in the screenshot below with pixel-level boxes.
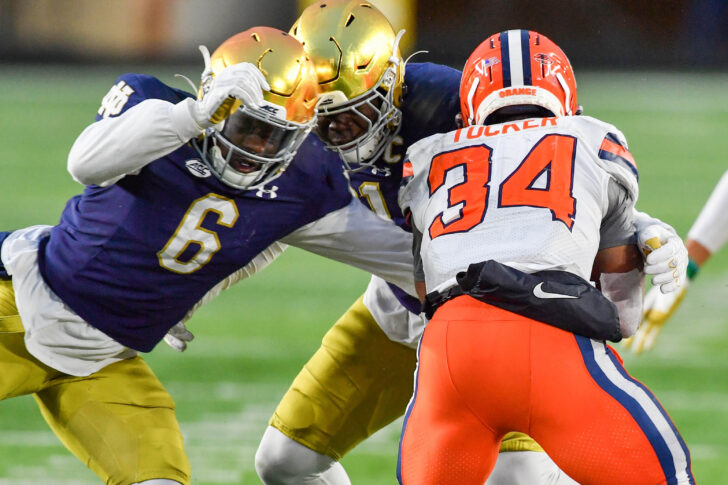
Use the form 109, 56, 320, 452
397, 29, 694, 484
254, 3, 578, 484
250, 3, 690, 485
625, 169, 728, 353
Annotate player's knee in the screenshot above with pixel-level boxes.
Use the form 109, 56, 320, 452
256, 426, 326, 483
254, 435, 292, 483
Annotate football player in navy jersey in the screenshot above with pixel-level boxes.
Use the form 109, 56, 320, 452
253, 3, 578, 484
252, 2, 691, 485
0, 27, 418, 485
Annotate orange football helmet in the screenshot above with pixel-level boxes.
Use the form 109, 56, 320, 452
460, 30, 580, 126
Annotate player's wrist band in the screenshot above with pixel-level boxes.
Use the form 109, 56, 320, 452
686, 258, 699, 280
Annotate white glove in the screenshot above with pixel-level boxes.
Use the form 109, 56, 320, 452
623, 281, 688, 354
193, 62, 270, 129
637, 224, 688, 294
164, 321, 195, 352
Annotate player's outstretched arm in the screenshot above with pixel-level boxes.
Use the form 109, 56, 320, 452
281, 198, 417, 295
68, 63, 269, 187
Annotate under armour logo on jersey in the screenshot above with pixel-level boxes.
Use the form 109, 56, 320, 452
255, 185, 279, 199
98, 81, 134, 118
185, 159, 211, 178
370, 166, 392, 177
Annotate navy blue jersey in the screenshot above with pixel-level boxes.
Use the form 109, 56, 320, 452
38, 74, 351, 352
347, 62, 460, 308
347, 63, 461, 230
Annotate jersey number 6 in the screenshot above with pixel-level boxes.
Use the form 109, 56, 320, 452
428, 134, 577, 239
158, 193, 239, 274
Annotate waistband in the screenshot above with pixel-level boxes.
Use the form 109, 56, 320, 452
423, 259, 622, 342
423, 284, 463, 319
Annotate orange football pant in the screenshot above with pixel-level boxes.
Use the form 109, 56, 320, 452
397, 296, 694, 485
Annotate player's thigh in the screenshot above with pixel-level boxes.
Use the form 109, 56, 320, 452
530, 330, 693, 485
0, 279, 62, 399
399, 315, 499, 485
35, 356, 190, 485
271, 295, 417, 460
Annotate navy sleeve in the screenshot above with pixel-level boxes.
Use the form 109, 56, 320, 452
401, 63, 462, 137
95, 73, 195, 121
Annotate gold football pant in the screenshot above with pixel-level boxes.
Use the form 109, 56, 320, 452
270, 295, 543, 460
0, 280, 190, 485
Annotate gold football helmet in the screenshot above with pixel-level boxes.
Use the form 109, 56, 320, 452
196, 27, 319, 190
291, 0, 405, 170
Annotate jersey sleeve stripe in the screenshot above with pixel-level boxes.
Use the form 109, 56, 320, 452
599, 135, 638, 180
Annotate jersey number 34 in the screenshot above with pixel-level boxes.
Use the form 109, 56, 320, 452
428, 134, 577, 239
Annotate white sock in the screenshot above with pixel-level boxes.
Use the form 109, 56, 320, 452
486, 451, 579, 485
255, 426, 352, 485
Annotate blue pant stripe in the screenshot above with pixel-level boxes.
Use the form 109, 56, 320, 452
575, 336, 693, 484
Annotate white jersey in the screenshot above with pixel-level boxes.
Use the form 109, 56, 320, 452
362, 275, 424, 348
404, 115, 639, 292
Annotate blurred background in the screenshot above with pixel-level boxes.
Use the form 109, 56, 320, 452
1, 0, 727, 68
0, 1, 727, 484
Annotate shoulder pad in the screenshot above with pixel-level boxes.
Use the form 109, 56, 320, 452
406, 132, 448, 177
569, 116, 639, 201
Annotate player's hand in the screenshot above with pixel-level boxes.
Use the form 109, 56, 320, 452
164, 322, 195, 352
637, 224, 688, 294
623, 282, 688, 354
194, 62, 270, 129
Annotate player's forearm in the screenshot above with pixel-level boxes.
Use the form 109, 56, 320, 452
687, 170, 728, 255
67, 98, 202, 186
686, 239, 711, 267
600, 269, 644, 337
282, 199, 417, 294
